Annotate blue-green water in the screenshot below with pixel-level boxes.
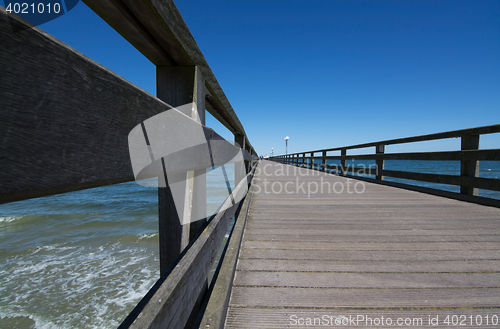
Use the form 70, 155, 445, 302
0, 166, 234, 329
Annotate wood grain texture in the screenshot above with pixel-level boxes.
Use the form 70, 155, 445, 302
226, 308, 500, 329
239, 249, 500, 261
225, 161, 500, 328
234, 272, 500, 288
230, 286, 500, 308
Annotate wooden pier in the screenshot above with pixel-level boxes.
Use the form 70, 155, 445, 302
222, 160, 500, 328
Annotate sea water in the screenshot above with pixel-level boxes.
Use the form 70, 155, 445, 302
0, 166, 234, 329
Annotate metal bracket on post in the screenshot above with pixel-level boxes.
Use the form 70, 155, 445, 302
461, 135, 480, 196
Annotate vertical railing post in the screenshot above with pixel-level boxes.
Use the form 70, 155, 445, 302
461, 134, 480, 196
302, 153, 306, 167
157, 66, 207, 274
322, 151, 327, 171
341, 148, 347, 175
235, 134, 247, 183
376, 145, 385, 180
311, 152, 315, 170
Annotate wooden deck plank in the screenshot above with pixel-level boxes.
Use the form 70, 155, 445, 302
231, 287, 500, 309
246, 228, 500, 236
226, 308, 500, 328
224, 161, 500, 328
247, 219, 498, 228
236, 259, 500, 273
229, 287, 500, 308
234, 272, 500, 288
243, 234, 500, 243
239, 249, 500, 261
242, 240, 500, 251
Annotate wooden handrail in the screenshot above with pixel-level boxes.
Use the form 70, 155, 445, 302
271, 124, 500, 207
278, 124, 500, 156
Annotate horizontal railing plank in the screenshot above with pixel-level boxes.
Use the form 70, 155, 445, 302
382, 170, 500, 192
290, 149, 500, 161
0, 9, 166, 203
279, 124, 500, 156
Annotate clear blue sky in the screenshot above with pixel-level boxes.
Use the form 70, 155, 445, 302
6, 0, 499, 155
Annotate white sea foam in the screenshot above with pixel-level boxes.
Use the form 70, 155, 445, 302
138, 232, 158, 240
0, 241, 159, 329
0, 216, 23, 223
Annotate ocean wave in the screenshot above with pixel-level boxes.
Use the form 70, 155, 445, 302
0, 216, 23, 223
0, 312, 57, 329
138, 232, 158, 240
0, 241, 159, 329
30, 244, 76, 255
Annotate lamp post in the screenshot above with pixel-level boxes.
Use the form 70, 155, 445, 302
284, 136, 289, 156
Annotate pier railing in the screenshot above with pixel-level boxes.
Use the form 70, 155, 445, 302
1, 1, 257, 328
271, 124, 500, 207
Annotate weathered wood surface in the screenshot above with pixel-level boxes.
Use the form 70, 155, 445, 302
0, 8, 159, 202
225, 160, 500, 328
156, 65, 207, 274
227, 308, 500, 328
